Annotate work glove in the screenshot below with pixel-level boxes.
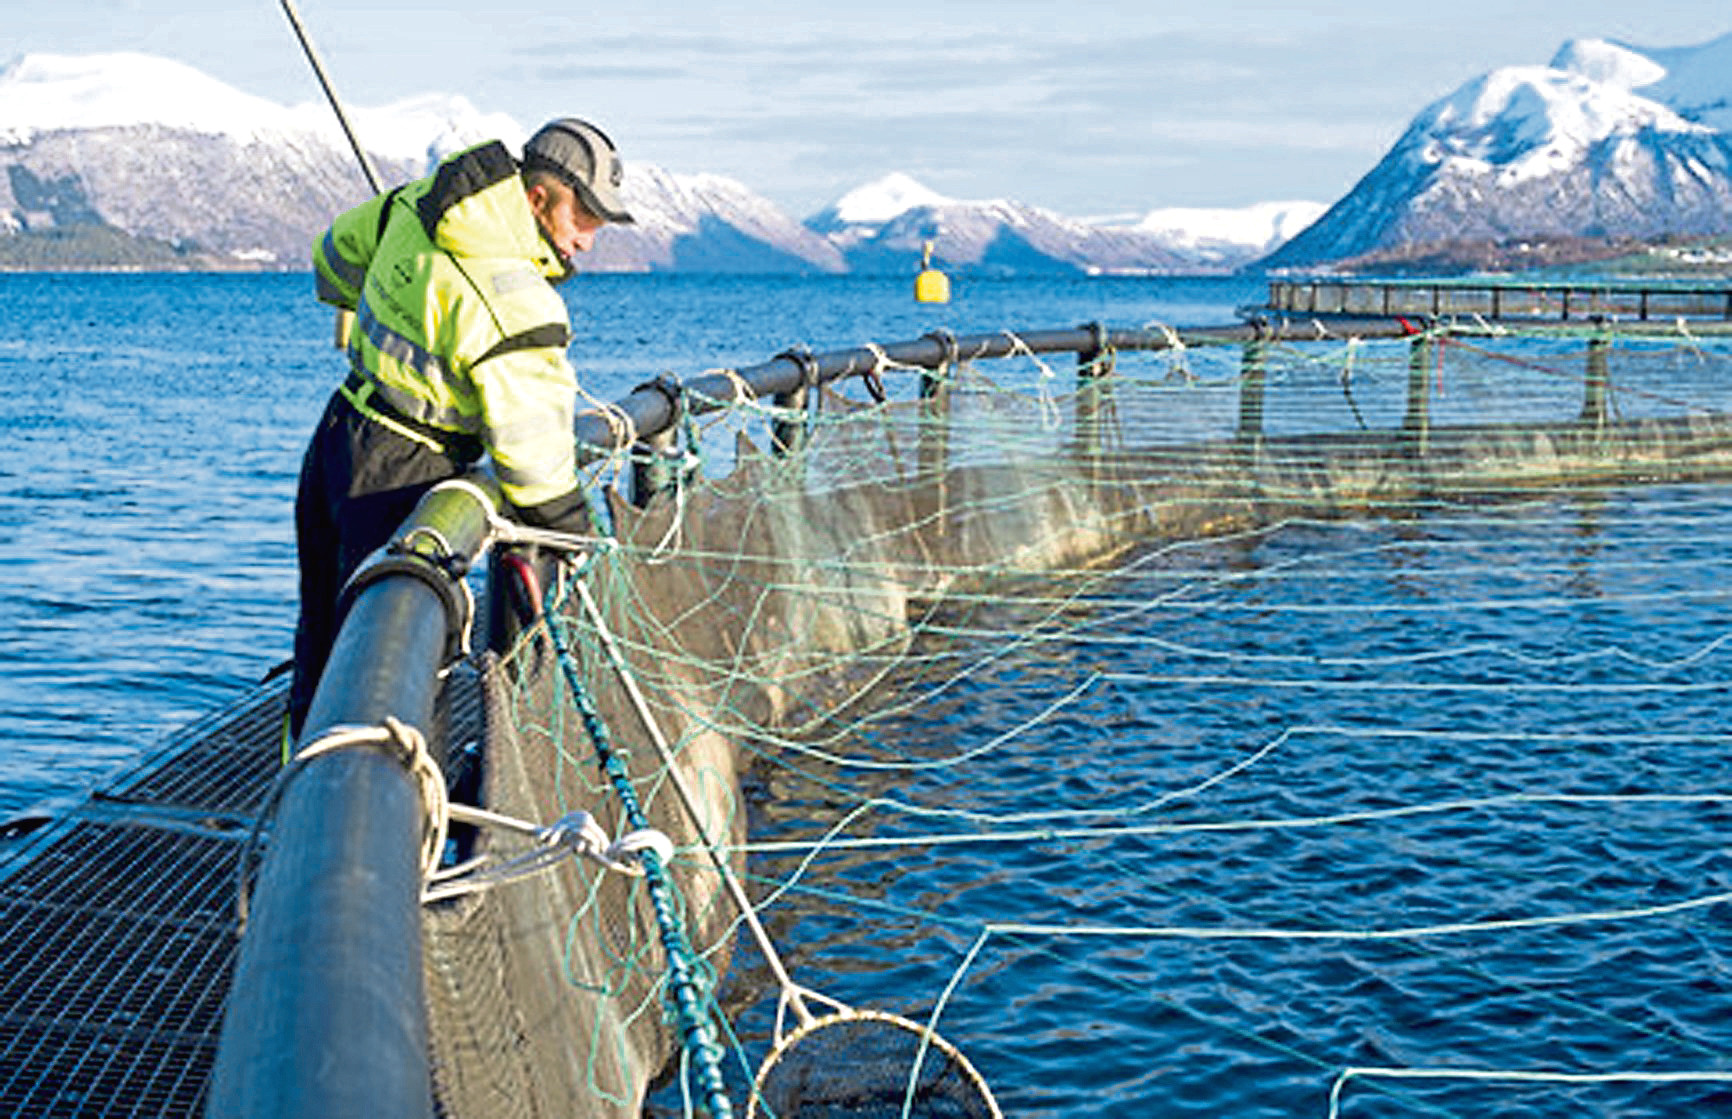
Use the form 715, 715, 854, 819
514, 486, 591, 536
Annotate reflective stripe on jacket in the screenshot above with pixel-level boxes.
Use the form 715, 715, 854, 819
311, 141, 579, 510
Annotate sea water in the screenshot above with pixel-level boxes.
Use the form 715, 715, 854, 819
0, 271, 1254, 821
5, 271, 1731, 1116
730, 488, 1732, 1116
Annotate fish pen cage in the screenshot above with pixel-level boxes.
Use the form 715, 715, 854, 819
6, 293, 1732, 1117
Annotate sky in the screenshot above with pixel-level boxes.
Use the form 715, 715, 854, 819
9, 2, 1732, 220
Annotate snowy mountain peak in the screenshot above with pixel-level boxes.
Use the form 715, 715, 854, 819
826, 172, 953, 225
0, 52, 296, 142
1413, 61, 1707, 185
1550, 38, 1667, 91
1265, 31, 1732, 271
343, 94, 524, 164
1637, 32, 1732, 132
1132, 201, 1327, 254
0, 51, 519, 166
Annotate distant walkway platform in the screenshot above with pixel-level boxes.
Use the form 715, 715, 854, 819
1266, 278, 1732, 325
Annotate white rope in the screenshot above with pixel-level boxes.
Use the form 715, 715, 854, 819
717, 366, 757, 405
1001, 330, 1063, 430
919, 882, 1732, 1093
1469, 311, 1509, 336
984, 885, 1732, 941
423, 806, 674, 902
1327, 1065, 1732, 1118
242, 710, 671, 913
1145, 320, 1193, 382
862, 340, 925, 378
576, 384, 640, 457
235, 717, 446, 928
734, 791, 1732, 857
643, 469, 691, 562
1674, 314, 1711, 364
484, 514, 614, 555
281, 718, 448, 877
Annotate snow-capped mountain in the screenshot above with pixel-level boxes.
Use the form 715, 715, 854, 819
1264, 33, 1732, 271
0, 50, 1316, 274
805, 172, 954, 248
807, 173, 1314, 275
0, 52, 514, 262
0, 51, 839, 271
1130, 201, 1328, 267
0, 52, 523, 160
592, 164, 843, 274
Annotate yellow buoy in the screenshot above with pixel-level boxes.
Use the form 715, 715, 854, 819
914, 239, 950, 304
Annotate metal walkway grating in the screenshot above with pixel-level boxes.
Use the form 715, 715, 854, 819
99, 690, 291, 818
0, 875, 236, 1117
0, 666, 485, 1116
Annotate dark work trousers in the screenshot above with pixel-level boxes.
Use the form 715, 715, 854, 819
287, 390, 470, 738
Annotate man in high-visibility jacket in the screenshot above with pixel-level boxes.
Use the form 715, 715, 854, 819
288, 117, 633, 738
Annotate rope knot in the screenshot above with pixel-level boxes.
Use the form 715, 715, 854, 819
540, 810, 674, 877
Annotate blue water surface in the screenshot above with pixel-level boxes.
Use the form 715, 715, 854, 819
0, 270, 1255, 817
730, 488, 1732, 1117
7, 271, 1732, 1118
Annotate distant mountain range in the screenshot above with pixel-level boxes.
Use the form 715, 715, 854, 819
3, 37, 1731, 276
1266, 34, 1732, 272
0, 52, 1315, 275
803, 173, 1324, 275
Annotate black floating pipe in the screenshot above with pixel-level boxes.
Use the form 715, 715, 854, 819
579, 321, 1424, 460
208, 474, 502, 1119
585, 307, 1732, 464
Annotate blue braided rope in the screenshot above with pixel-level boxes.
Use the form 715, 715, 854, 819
547, 591, 735, 1118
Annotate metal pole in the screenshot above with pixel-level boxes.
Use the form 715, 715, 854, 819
632, 427, 678, 506
1581, 322, 1610, 431
1075, 322, 1115, 464
280, 0, 382, 194
1404, 331, 1433, 456
1237, 322, 1268, 442
208, 477, 501, 1119
279, 0, 380, 349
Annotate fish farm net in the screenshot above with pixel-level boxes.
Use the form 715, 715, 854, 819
418, 318, 1732, 1117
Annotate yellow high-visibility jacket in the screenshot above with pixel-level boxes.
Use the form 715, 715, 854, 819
312, 141, 579, 515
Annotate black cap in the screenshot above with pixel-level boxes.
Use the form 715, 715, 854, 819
522, 117, 634, 224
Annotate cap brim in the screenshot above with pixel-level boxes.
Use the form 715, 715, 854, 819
573, 178, 634, 225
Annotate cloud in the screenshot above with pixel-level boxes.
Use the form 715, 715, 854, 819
478, 7, 1697, 215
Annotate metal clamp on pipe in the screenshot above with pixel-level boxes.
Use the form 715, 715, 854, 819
775, 346, 822, 392
637, 371, 686, 428
922, 328, 961, 371
338, 546, 475, 666
334, 475, 502, 666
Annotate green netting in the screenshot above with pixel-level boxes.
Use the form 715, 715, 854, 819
419, 320, 1732, 1117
